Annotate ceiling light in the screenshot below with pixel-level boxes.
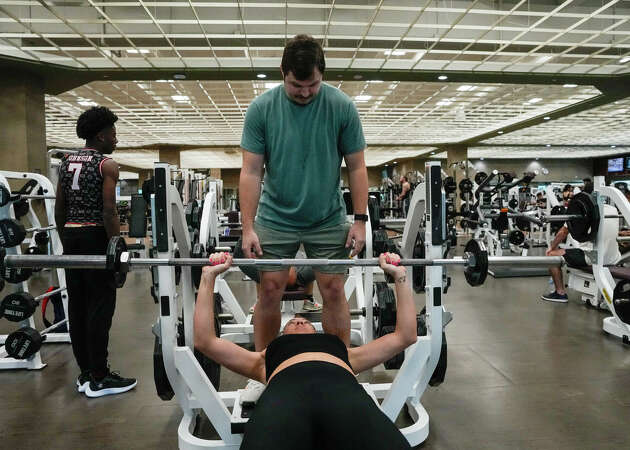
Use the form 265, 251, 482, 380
368, 80, 383, 83
136, 83, 148, 89
436, 100, 452, 106
127, 49, 149, 54
353, 75, 363, 80
355, 95, 372, 101
430, 152, 435, 155
264, 82, 281, 89
173, 73, 186, 80
438, 75, 448, 81
528, 98, 543, 104
498, 131, 504, 134
156, 79, 170, 83
384, 50, 406, 56
480, 157, 484, 161
611, 145, 617, 148
78, 100, 96, 107
457, 85, 476, 92
171, 95, 189, 101
256, 73, 267, 79
546, 144, 551, 147
393, 161, 397, 164
563, 84, 578, 88
620, 56, 630, 64
537, 55, 552, 63
543, 116, 551, 120
475, 92, 488, 97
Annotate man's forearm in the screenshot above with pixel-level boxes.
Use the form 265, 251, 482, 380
239, 172, 262, 231
103, 211, 120, 239
347, 167, 368, 214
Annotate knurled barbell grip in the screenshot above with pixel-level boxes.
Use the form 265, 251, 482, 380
3, 254, 107, 269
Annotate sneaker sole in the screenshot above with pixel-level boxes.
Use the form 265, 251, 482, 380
77, 381, 89, 393
85, 380, 137, 398
540, 295, 568, 303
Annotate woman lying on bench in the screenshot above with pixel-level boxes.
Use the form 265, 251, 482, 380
194, 252, 416, 450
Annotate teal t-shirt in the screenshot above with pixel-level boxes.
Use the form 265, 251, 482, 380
241, 83, 366, 231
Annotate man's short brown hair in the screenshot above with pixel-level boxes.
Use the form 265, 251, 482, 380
281, 34, 325, 80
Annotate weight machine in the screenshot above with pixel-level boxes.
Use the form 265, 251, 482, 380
147, 161, 448, 449
0, 171, 70, 370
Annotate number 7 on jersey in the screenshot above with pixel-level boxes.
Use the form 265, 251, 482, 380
68, 163, 82, 190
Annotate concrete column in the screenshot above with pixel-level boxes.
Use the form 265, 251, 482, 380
159, 148, 180, 167
210, 168, 221, 179
444, 145, 468, 209
0, 72, 46, 173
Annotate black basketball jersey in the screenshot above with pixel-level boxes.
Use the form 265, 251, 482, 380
59, 149, 112, 225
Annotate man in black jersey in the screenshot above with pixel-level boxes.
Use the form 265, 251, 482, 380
55, 106, 136, 398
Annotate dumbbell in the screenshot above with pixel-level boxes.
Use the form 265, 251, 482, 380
2, 318, 69, 360
0, 218, 56, 248
0, 184, 56, 208
0, 287, 67, 322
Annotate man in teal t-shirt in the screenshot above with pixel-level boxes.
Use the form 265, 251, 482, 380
240, 34, 368, 351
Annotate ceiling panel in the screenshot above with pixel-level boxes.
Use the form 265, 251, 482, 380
0, 1, 628, 74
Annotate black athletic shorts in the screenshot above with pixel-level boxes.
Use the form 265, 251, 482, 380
563, 248, 588, 268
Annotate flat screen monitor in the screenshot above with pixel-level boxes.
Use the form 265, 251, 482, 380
608, 157, 624, 173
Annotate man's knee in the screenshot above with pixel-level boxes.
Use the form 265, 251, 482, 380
259, 272, 289, 302
317, 275, 345, 300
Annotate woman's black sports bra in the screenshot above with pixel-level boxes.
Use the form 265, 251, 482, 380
265, 333, 353, 380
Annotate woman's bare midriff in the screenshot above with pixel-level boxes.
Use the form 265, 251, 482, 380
267, 352, 355, 383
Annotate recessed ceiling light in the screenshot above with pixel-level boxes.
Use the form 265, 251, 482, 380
171, 95, 189, 101
457, 85, 476, 92
563, 84, 578, 88
256, 73, 267, 79
480, 157, 484, 161
430, 152, 435, 155
438, 75, 448, 81
498, 130, 504, 134
384, 50, 406, 56
355, 95, 372, 101
368, 80, 383, 83
78, 100, 96, 107
543, 116, 551, 120
528, 98, 543, 104
353, 74, 363, 80
546, 144, 551, 147
620, 56, 630, 64
393, 161, 397, 164
436, 100, 453, 106
264, 82, 281, 89
156, 79, 170, 83
611, 145, 617, 148
173, 73, 186, 80
127, 49, 149, 54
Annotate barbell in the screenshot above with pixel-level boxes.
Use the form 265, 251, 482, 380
1, 236, 565, 288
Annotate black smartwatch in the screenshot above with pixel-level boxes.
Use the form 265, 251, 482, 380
353, 214, 369, 222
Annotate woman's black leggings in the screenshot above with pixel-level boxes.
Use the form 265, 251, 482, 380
240, 361, 412, 450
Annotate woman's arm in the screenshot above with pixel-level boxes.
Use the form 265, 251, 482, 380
349, 254, 417, 373
194, 253, 266, 382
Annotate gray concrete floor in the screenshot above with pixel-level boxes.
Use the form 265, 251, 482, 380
1, 258, 630, 449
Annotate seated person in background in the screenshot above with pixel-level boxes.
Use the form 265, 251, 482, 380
234, 241, 321, 312
542, 180, 621, 303
536, 192, 546, 208
194, 252, 415, 450
562, 184, 574, 207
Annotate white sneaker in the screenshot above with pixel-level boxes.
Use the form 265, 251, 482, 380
249, 304, 255, 314
240, 379, 266, 406
302, 299, 322, 312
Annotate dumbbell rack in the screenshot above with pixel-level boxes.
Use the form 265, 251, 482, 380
147, 160, 447, 449
0, 171, 71, 370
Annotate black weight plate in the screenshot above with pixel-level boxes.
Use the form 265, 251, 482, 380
0, 185, 11, 207
550, 205, 566, 233
368, 195, 380, 229
474, 172, 487, 185
502, 172, 514, 184
508, 198, 518, 209
416, 312, 447, 386
153, 336, 174, 400
5, 326, 42, 359
373, 229, 389, 256
34, 231, 49, 247
0, 219, 27, 248
443, 176, 457, 194
412, 233, 425, 293
460, 190, 471, 201
460, 203, 470, 217
508, 230, 525, 246
515, 216, 531, 232
0, 292, 37, 322
567, 192, 599, 243
106, 236, 127, 288
13, 200, 29, 220
464, 239, 488, 287
458, 178, 473, 193
613, 279, 630, 325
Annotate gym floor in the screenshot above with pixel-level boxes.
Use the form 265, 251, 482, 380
1, 250, 630, 450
